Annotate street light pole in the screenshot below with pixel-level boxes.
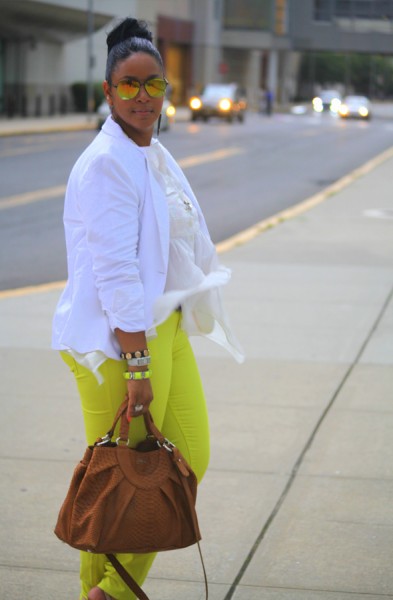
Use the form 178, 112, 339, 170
87, 0, 94, 120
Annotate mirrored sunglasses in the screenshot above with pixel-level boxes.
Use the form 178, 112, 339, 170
113, 77, 168, 100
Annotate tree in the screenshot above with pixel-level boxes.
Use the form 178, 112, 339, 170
298, 52, 393, 99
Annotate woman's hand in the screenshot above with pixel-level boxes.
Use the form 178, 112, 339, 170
126, 378, 154, 421
114, 328, 153, 421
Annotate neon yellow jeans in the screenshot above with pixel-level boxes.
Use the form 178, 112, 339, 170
60, 312, 210, 600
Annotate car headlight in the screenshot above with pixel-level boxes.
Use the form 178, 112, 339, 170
330, 98, 341, 112
339, 104, 348, 116
359, 106, 369, 117
218, 98, 231, 111
312, 97, 323, 112
166, 105, 176, 118
190, 97, 202, 110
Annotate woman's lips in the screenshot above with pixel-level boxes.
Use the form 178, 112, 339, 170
133, 109, 153, 115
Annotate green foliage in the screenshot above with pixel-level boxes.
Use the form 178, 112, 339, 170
299, 52, 393, 98
314, 53, 345, 83
70, 82, 104, 112
94, 82, 105, 107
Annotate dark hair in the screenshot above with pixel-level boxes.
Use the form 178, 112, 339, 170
105, 18, 164, 83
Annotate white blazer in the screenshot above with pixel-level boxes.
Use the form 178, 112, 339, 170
52, 117, 216, 360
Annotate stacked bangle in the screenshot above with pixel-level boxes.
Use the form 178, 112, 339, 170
123, 369, 152, 381
120, 349, 149, 360
126, 356, 151, 367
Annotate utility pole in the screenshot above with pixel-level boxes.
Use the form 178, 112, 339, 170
87, 0, 94, 120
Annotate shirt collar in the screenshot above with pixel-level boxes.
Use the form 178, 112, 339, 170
101, 116, 159, 149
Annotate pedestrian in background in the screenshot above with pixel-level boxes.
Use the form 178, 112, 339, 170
265, 88, 274, 116
52, 16, 243, 600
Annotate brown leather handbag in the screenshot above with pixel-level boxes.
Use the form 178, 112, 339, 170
54, 401, 207, 600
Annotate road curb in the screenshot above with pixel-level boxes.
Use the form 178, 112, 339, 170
2, 144, 393, 299
0, 123, 97, 137
216, 143, 393, 254
0, 110, 191, 138
0, 280, 65, 299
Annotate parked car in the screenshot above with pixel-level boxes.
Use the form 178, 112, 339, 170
189, 83, 247, 123
338, 95, 372, 120
312, 90, 342, 113
96, 97, 176, 131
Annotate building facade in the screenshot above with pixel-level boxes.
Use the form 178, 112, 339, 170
290, 0, 393, 53
1, 0, 392, 118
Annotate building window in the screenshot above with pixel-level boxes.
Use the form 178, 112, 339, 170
335, 0, 393, 18
223, 0, 272, 30
314, 0, 333, 21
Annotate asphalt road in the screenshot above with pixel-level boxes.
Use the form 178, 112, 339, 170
1, 110, 393, 290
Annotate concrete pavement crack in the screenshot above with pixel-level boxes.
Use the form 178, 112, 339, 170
223, 283, 393, 600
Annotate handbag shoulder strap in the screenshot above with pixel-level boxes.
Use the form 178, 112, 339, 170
106, 553, 150, 600
106, 546, 208, 600
176, 458, 208, 599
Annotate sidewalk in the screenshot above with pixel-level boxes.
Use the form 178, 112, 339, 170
0, 107, 191, 136
0, 101, 392, 137
0, 142, 392, 599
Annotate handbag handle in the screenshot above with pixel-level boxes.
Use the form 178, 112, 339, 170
97, 400, 168, 448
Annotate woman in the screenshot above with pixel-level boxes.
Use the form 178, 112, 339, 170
52, 17, 243, 600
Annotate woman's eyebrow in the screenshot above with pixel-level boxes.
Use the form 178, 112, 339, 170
121, 74, 161, 81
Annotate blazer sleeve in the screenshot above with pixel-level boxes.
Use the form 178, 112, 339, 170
76, 151, 146, 333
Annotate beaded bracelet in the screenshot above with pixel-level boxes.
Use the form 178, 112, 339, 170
120, 349, 149, 360
123, 369, 152, 381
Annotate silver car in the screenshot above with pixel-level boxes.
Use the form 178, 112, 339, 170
312, 90, 342, 113
189, 83, 247, 123
338, 95, 372, 120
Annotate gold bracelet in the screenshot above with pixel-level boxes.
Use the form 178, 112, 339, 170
120, 349, 149, 360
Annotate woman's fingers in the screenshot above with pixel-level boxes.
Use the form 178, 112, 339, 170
126, 379, 153, 420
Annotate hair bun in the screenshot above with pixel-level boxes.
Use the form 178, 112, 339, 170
107, 18, 153, 53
